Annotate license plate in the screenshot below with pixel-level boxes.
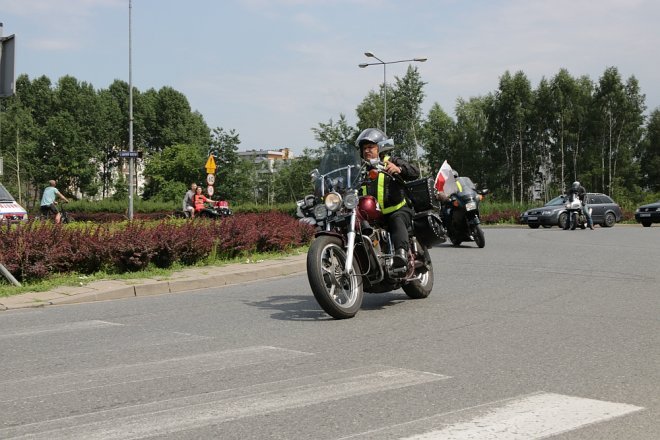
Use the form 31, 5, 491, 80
466, 202, 477, 211
640, 213, 651, 217
528, 216, 537, 221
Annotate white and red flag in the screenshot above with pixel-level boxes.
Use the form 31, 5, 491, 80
434, 160, 458, 195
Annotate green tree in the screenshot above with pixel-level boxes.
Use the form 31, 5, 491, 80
142, 143, 207, 201
388, 66, 427, 162
452, 97, 490, 187
140, 86, 211, 154
593, 67, 645, 197
271, 149, 321, 203
311, 114, 356, 150
640, 109, 660, 192
209, 127, 247, 202
421, 102, 454, 174
488, 71, 534, 203
356, 66, 426, 162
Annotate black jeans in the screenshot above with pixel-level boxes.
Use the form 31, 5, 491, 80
386, 206, 413, 252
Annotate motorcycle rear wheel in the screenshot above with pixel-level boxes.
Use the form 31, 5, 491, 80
306, 235, 363, 319
402, 245, 433, 299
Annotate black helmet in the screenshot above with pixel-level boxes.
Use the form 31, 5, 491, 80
572, 181, 580, 190
355, 128, 393, 153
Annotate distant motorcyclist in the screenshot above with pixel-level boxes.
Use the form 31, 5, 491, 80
193, 186, 218, 215
566, 181, 594, 230
356, 128, 420, 269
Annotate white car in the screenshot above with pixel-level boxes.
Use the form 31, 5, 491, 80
0, 183, 28, 223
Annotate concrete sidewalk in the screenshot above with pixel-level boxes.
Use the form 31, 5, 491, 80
0, 254, 307, 311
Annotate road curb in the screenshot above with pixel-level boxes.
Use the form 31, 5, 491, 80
0, 254, 307, 311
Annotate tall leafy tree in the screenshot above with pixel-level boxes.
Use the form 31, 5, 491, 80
141, 143, 207, 201
452, 97, 490, 187
355, 90, 385, 133
639, 109, 660, 192
356, 66, 426, 162
593, 67, 645, 197
140, 86, 211, 154
421, 102, 454, 174
271, 149, 321, 204
488, 71, 534, 203
209, 127, 248, 202
311, 114, 356, 150
388, 66, 426, 161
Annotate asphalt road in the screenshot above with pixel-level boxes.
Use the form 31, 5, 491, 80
1, 226, 658, 439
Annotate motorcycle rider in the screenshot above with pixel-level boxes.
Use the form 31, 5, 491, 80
356, 128, 420, 269
566, 181, 594, 230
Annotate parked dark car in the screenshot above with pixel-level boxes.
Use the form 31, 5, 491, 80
635, 201, 660, 227
520, 193, 622, 229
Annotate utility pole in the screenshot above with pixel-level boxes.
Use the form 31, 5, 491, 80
127, 1, 135, 220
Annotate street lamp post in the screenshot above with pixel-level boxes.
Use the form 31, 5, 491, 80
359, 52, 427, 135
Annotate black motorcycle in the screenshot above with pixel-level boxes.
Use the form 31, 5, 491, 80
442, 176, 488, 248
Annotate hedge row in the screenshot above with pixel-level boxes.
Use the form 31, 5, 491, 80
0, 212, 315, 283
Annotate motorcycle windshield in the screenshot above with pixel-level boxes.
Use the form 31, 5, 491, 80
456, 176, 477, 196
315, 143, 363, 196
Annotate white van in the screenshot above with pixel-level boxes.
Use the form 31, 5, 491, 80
0, 183, 28, 222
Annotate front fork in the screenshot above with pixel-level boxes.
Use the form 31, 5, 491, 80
344, 209, 358, 276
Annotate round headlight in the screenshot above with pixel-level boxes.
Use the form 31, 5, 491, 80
325, 192, 342, 212
344, 192, 359, 209
314, 204, 327, 220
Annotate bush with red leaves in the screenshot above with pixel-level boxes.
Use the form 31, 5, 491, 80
0, 212, 315, 283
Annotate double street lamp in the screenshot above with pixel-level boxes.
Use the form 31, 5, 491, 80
359, 51, 427, 135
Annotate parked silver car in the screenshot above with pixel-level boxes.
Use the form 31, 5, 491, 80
520, 193, 622, 229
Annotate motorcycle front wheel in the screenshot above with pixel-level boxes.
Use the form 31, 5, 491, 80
472, 224, 485, 248
306, 235, 363, 319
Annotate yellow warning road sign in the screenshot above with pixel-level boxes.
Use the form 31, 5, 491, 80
205, 155, 216, 174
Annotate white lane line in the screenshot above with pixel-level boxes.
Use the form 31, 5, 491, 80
344, 392, 643, 439
0, 320, 123, 339
0, 345, 313, 400
1, 367, 450, 440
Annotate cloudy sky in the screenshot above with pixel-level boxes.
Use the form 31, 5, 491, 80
1, 0, 658, 153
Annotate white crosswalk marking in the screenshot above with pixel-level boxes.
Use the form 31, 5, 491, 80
0, 345, 312, 399
344, 392, 644, 440
1, 366, 450, 439
0, 320, 123, 339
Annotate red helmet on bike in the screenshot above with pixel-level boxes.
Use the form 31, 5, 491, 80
358, 195, 382, 222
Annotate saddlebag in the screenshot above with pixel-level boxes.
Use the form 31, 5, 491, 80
405, 177, 440, 212
413, 210, 446, 247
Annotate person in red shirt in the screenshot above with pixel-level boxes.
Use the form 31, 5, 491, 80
193, 186, 217, 214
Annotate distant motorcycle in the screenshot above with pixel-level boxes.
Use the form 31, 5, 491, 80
442, 176, 488, 248
198, 200, 232, 218
563, 193, 590, 230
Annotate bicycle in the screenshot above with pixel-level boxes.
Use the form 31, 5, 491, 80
37, 202, 73, 224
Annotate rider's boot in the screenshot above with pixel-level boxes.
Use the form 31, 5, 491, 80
392, 249, 407, 269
